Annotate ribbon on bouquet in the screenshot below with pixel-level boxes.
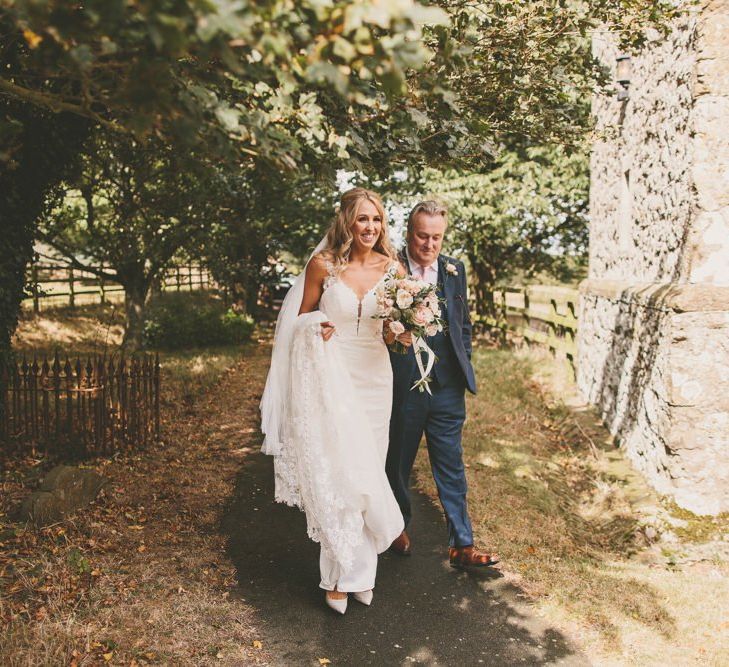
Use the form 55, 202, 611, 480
411, 335, 436, 394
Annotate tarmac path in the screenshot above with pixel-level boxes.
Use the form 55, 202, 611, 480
222, 450, 589, 667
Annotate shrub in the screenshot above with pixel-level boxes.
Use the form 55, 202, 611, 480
142, 292, 254, 349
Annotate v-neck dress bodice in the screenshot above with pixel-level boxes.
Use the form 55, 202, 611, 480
319, 262, 394, 340
318, 259, 398, 452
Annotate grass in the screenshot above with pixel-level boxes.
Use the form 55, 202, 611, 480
414, 346, 729, 666
2, 305, 269, 665
12, 303, 126, 357
6, 307, 728, 665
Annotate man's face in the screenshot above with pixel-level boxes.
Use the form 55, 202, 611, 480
407, 213, 446, 267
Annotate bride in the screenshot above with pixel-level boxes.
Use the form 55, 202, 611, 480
260, 187, 411, 614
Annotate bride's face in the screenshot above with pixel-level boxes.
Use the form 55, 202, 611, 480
350, 199, 383, 251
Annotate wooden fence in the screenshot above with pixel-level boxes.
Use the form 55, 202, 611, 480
1, 353, 160, 458
474, 285, 579, 375
23, 263, 213, 312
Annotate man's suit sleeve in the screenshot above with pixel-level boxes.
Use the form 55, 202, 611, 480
460, 261, 473, 359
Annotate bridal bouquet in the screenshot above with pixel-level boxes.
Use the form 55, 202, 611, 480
373, 276, 445, 393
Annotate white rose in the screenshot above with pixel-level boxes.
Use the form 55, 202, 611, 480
426, 323, 439, 336
396, 289, 413, 309
389, 320, 406, 335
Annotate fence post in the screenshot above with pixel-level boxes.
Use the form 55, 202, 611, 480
1, 362, 8, 442
31, 265, 40, 314
188, 264, 194, 292
99, 262, 106, 304
154, 353, 160, 439
176, 266, 182, 292
68, 267, 75, 308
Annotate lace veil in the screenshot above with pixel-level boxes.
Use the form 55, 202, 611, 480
259, 237, 328, 455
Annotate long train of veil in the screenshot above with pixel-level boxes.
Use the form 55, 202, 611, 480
259, 237, 328, 456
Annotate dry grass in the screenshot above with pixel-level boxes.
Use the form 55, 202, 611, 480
414, 346, 729, 666
6, 308, 728, 665
2, 308, 272, 666
12, 304, 126, 356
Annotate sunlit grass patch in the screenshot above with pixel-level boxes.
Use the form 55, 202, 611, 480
161, 345, 252, 408
414, 346, 729, 664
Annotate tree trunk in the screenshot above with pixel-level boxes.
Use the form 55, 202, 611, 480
0, 106, 88, 363
122, 280, 150, 352
469, 257, 498, 317
244, 277, 259, 317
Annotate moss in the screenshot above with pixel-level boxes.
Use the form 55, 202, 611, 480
662, 499, 729, 543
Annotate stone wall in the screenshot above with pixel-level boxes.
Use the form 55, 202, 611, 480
578, 1, 729, 515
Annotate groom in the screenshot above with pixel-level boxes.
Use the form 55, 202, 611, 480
386, 200, 499, 568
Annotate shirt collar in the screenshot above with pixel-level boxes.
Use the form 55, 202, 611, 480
405, 246, 438, 275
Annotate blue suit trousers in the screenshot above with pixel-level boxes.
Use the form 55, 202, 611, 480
387, 378, 474, 548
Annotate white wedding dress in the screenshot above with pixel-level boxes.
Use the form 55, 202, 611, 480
263, 258, 404, 592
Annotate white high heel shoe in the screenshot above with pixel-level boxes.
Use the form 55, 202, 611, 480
325, 592, 348, 614
352, 590, 373, 606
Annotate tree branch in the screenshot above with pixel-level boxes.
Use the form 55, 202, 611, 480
0, 77, 126, 133
36, 232, 119, 282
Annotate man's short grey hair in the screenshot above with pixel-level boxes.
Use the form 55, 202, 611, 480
407, 200, 448, 234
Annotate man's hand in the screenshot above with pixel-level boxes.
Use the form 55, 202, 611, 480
396, 331, 413, 348
383, 320, 413, 348
320, 321, 335, 341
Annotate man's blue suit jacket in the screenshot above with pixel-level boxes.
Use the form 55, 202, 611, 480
389, 252, 477, 397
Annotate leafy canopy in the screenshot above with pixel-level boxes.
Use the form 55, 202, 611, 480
2, 0, 678, 172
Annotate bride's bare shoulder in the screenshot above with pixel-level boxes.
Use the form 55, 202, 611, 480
306, 253, 330, 280
373, 252, 395, 270
310, 252, 328, 267
375, 252, 406, 277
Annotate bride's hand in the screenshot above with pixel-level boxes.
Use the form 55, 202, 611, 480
320, 321, 335, 341
396, 331, 413, 348
383, 320, 395, 345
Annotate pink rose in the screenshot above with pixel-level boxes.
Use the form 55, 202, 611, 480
389, 320, 405, 335
412, 307, 428, 325
426, 323, 439, 336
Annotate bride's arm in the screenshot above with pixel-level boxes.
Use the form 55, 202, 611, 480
298, 255, 335, 341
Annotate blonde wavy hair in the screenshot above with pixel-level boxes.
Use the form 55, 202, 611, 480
322, 187, 397, 268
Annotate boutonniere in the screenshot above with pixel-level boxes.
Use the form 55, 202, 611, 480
445, 263, 458, 276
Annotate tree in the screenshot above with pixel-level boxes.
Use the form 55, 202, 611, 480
200, 168, 336, 317
0, 0, 475, 360
0, 0, 679, 361
423, 144, 589, 311
38, 132, 222, 349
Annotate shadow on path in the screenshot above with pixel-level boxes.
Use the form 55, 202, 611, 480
222, 453, 588, 666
